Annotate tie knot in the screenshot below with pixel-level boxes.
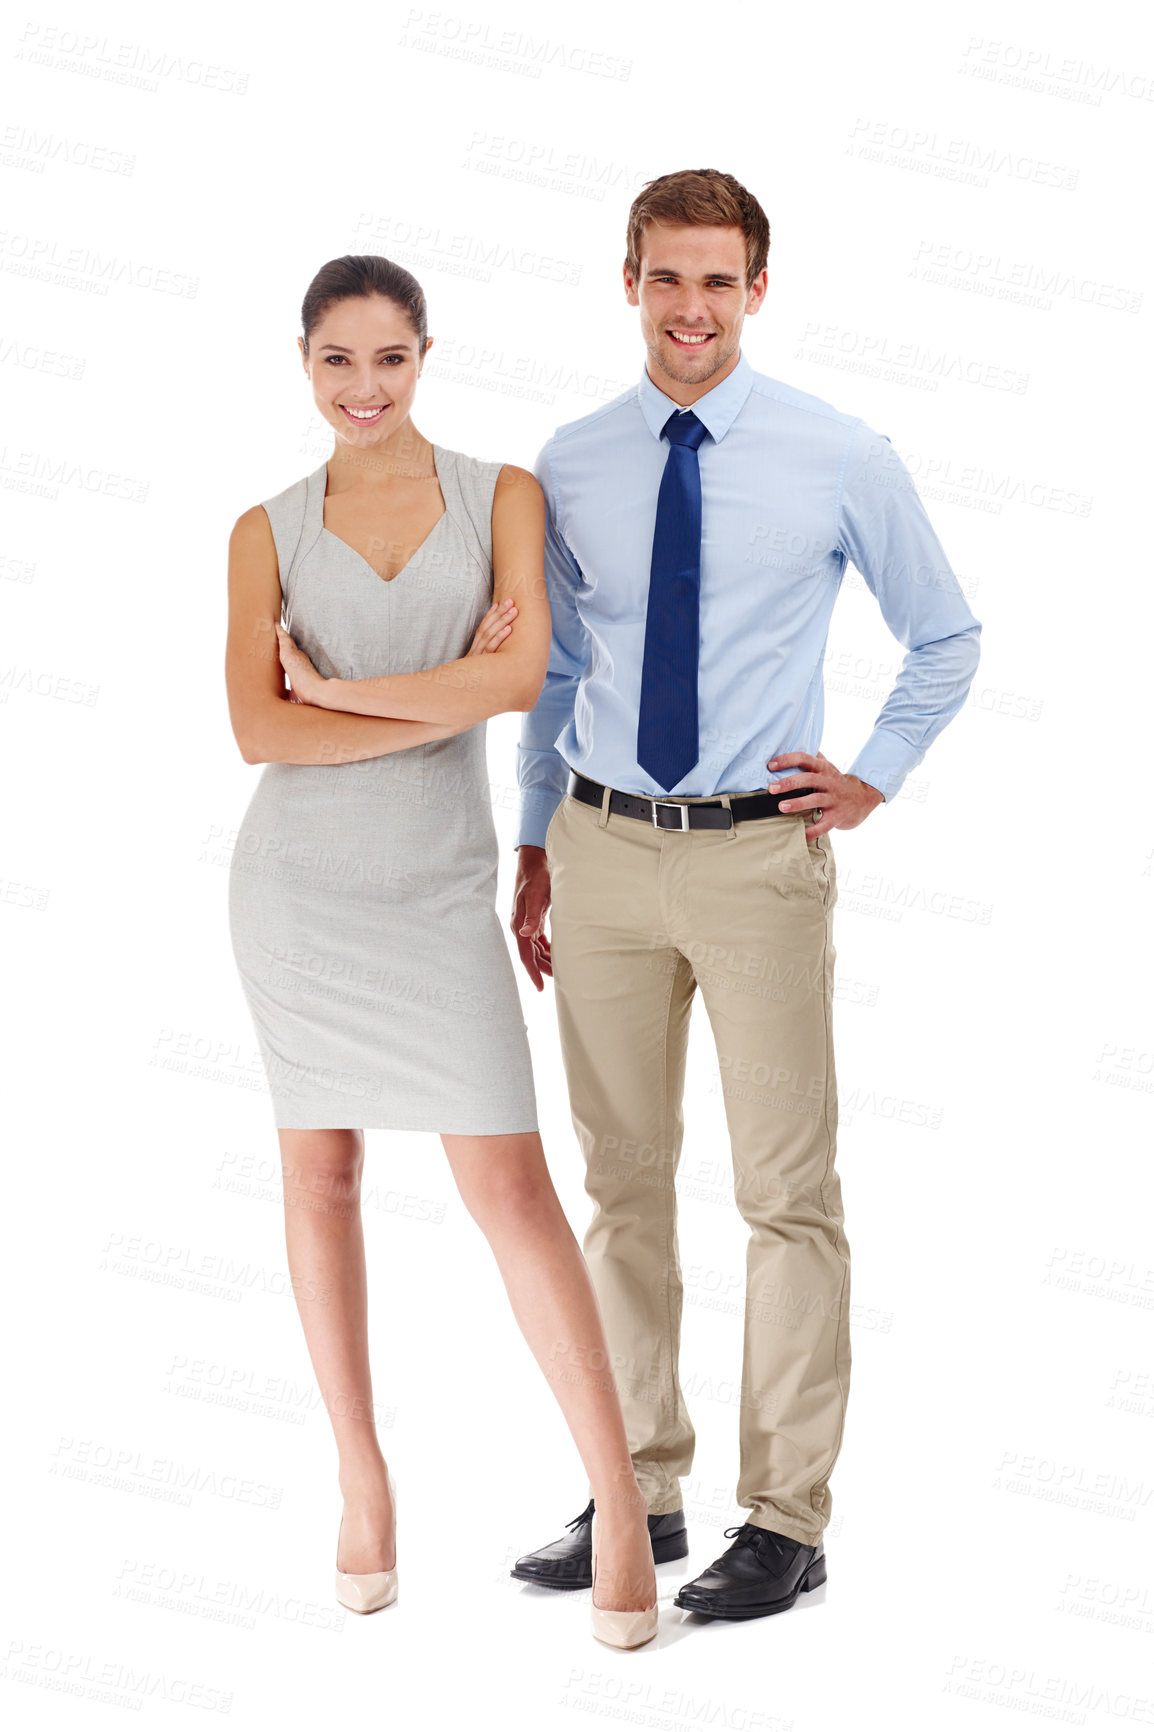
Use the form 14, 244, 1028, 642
662, 409, 708, 451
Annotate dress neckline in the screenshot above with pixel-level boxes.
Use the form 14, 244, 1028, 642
313, 442, 449, 584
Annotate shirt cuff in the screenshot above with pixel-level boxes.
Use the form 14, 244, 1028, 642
516, 785, 565, 850
847, 727, 925, 802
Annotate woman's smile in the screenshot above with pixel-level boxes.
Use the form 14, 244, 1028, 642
339, 403, 390, 425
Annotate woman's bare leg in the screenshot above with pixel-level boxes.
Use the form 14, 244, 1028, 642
277, 1127, 395, 1574
441, 1128, 656, 1613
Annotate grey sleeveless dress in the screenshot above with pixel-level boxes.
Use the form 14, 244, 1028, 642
228, 444, 539, 1134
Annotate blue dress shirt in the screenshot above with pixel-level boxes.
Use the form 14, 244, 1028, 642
516, 349, 982, 848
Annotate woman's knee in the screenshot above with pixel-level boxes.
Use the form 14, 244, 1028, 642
279, 1128, 364, 1205
448, 1136, 559, 1228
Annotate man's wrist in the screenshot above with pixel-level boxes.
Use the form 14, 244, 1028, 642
849, 774, 885, 804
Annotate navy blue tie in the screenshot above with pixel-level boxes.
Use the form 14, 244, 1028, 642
637, 408, 709, 791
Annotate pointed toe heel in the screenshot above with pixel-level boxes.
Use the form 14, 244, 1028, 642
590, 1513, 658, 1650
334, 1565, 398, 1615
590, 1600, 660, 1650
334, 1472, 398, 1615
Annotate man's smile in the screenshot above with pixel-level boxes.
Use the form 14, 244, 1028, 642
666, 329, 715, 349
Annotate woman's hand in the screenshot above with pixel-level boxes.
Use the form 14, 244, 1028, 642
467, 597, 517, 656
275, 598, 517, 714
275, 624, 329, 707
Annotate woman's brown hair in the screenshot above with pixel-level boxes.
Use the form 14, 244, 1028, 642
300, 255, 428, 358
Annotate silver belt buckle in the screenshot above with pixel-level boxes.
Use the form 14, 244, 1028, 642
651, 799, 690, 831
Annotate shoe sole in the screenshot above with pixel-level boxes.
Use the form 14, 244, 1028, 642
673, 1554, 827, 1619
511, 1529, 689, 1591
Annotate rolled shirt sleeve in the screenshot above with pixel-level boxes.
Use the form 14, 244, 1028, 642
838, 419, 983, 800
515, 440, 591, 848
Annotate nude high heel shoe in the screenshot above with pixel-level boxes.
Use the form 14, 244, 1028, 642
590, 1512, 658, 1649
334, 1472, 398, 1614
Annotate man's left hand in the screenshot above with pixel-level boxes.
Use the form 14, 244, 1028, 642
766, 750, 885, 837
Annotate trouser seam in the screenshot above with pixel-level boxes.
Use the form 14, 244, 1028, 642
656, 942, 682, 1502
809, 842, 850, 1525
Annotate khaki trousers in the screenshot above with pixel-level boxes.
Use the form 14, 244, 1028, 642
544, 786, 851, 1547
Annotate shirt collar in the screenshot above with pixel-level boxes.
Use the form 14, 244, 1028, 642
637, 348, 754, 445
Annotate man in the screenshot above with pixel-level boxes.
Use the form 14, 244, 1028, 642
509, 167, 981, 1621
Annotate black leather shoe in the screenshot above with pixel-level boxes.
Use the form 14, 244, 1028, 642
510, 1499, 689, 1591
673, 1523, 826, 1620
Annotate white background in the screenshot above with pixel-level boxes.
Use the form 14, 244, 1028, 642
4, 0, 1153, 1726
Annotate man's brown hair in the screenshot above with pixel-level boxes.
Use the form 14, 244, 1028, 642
624, 168, 770, 291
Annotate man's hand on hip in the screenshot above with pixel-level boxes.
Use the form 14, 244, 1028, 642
766, 750, 885, 837
512, 845, 553, 989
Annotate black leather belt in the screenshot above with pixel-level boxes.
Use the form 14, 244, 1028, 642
567, 770, 819, 831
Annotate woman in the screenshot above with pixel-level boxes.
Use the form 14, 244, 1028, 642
224, 254, 657, 1648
